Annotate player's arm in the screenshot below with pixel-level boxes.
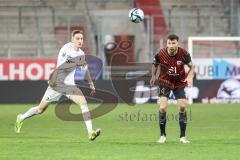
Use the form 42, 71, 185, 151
48, 48, 66, 87
82, 65, 95, 95
186, 62, 195, 87
185, 53, 195, 87
150, 54, 160, 86
48, 69, 58, 88
88, 77, 96, 96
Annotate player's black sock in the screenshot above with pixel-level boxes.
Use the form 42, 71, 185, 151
159, 111, 166, 136
179, 111, 187, 138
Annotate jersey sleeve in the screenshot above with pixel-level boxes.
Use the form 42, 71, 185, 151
185, 53, 192, 64
152, 54, 160, 66
57, 47, 67, 67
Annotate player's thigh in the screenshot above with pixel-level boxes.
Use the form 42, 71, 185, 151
42, 87, 62, 102
159, 85, 171, 109
159, 85, 171, 98
173, 87, 187, 109
40, 87, 62, 111
173, 87, 186, 101
159, 96, 168, 110
68, 89, 87, 105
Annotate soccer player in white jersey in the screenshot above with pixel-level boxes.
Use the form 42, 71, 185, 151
15, 30, 101, 141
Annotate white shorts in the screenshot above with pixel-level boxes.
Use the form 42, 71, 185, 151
42, 87, 71, 103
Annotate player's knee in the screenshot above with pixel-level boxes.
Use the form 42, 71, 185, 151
71, 96, 87, 106
160, 107, 167, 113
37, 107, 45, 114
80, 103, 89, 113
159, 98, 167, 112
37, 105, 48, 114
179, 106, 185, 113
77, 99, 87, 106
37, 101, 49, 114
177, 99, 187, 107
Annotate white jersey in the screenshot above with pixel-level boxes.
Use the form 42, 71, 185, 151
57, 42, 85, 85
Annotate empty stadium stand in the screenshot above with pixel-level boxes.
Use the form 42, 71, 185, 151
0, 0, 236, 60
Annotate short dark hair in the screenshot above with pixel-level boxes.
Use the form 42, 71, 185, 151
71, 30, 83, 37
167, 34, 179, 41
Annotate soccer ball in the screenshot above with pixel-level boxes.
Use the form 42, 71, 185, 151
128, 8, 144, 23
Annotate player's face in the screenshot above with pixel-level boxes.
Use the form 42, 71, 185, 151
72, 33, 83, 49
167, 39, 178, 55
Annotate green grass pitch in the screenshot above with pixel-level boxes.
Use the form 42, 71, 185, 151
0, 103, 239, 160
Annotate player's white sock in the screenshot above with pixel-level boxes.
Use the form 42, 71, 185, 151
80, 104, 93, 133
20, 106, 41, 121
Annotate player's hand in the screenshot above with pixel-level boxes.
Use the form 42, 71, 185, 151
76, 59, 87, 67
89, 82, 96, 96
150, 76, 156, 86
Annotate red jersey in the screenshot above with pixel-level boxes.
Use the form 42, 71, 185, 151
153, 47, 192, 89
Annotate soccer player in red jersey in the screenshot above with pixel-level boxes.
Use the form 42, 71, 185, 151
150, 34, 195, 144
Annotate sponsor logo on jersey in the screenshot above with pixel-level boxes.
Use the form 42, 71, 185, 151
177, 61, 182, 65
